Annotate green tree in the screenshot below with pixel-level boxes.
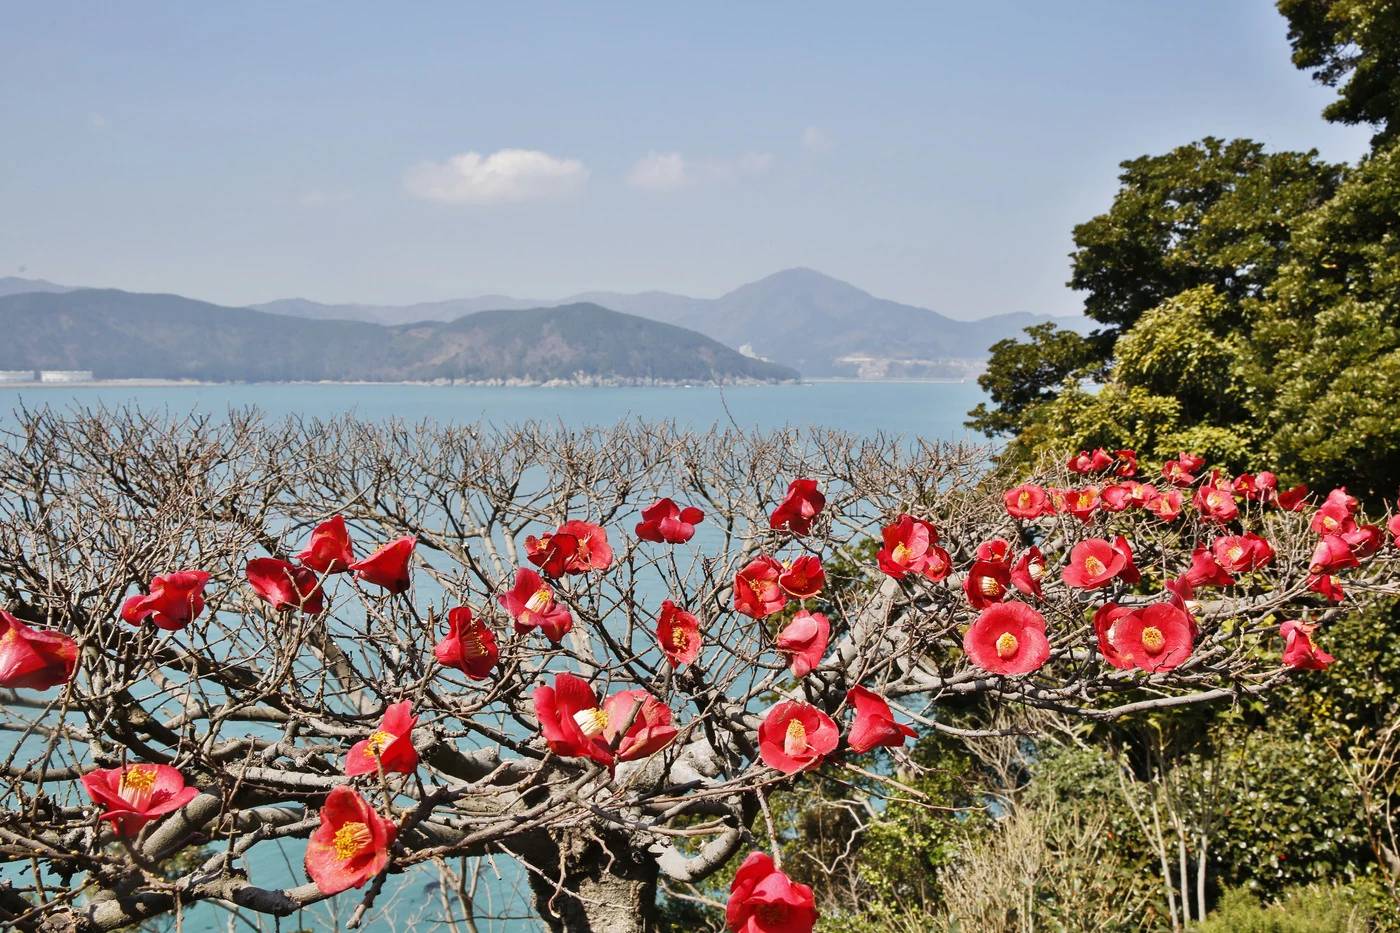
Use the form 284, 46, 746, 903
1279, 0, 1400, 147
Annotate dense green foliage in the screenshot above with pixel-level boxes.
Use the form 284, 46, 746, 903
1279, 0, 1400, 146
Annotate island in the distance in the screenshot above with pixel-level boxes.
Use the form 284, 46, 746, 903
0, 290, 797, 385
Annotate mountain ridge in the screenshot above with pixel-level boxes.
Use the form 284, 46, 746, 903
0, 289, 796, 384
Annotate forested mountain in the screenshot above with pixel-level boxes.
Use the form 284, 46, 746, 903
0, 289, 796, 384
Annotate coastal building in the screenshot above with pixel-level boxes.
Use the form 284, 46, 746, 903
0, 370, 36, 383
38, 370, 94, 383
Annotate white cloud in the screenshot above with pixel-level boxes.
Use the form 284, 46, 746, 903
404, 149, 589, 204
627, 151, 690, 191
627, 150, 773, 192
801, 126, 833, 152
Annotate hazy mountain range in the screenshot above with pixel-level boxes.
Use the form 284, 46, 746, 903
0, 268, 1087, 380
0, 290, 795, 384
253, 268, 1087, 377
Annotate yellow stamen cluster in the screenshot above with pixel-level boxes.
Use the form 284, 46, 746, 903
1083, 555, 1105, 576
363, 730, 394, 758
332, 821, 372, 860
995, 632, 1019, 659
670, 626, 691, 650
1140, 626, 1165, 653
121, 766, 157, 793
784, 718, 808, 756
891, 543, 910, 563
525, 587, 552, 613
978, 576, 1002, 596
573, 707, 609, 737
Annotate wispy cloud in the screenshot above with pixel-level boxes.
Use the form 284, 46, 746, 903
404, 149, 589, 204
626, 150, 774, 192
627, 151, 689, 191
801, 126, 833, 152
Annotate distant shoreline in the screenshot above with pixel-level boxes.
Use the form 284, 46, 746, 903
0, 376, 973, 389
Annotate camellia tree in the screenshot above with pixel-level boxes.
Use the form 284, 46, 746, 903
0, 411, 1397, 932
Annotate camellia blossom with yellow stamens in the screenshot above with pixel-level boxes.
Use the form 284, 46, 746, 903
655, 599, 701, 668
1062, 538, 1127, 590
344, 701, 418, 777
726, 851, 818, 933
499, 568, 574, 643
1003, 483, 1048, 520
778, 555, 825, 599
734, 556, 788, 619
81, 763, 199, 837
1109, 603, 1194, 672
758, 700, 838, 774
433, 606, 499, 680
304, 786, 396, 895
963, 602, 1050, 675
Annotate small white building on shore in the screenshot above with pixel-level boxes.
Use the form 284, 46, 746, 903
0, 370, 36, 383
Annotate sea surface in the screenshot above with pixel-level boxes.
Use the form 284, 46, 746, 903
0, 381, 986, 931
0, 380, 987, 440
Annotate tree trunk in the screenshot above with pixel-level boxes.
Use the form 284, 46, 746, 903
527, 827, 659, 933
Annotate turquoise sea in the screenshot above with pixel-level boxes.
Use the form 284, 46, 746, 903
0, 380, 987, 440
1, 381, 986, 931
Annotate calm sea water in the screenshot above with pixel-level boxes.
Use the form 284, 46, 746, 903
1, 381, 985, 931
0, 380, 987, 440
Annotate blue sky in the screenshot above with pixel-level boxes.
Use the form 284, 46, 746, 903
0, 1, 1373, 317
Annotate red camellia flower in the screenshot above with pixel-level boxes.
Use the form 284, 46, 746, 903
1194, 483, 1239, 523
1114, 536, 1142, 584
1162, 453, 1205, 486
726, 851, 818, 933
602, 690, 679, 762
1010, 547, 1047, 599
1125, 481, 1159, 508
1280, 620, 1334, 670
877, 514, 935, 578
758, 701, 839, 774
1389, 512, 1400, 547
963, 559, 1012, 609
1004, 483, 1049, 519
433, 606, 499, 680
1110, 603, 1194, 672
557, 520, 613, 573
524, 530, 578, 578
635, 498, 705, 544
349, 536, 416, 594
1062, 538, 1127, 590
734, 556, 788, 619
1068, 448, 1114, 474
1309, 572, 1346, 602
1309, 535, 1360, 574
297, 516, 355, 574
769, 479, 825, 535
1211, 533, 1275, 573
499, 568, 574, 643
1233, 472, 1277, 502
1093, 603, 1136, 670
976, 538, 1012, 563
778, 556, 825, 599
533, 672, 614, 768
776, 611, 830, 678
1344, 524, 1384, 559
1183, 546, 1235, 588
1114, 449, 1139, 477
304, 786, 396, 895
81, 763, 199, 837
1276, 483, 1310, 511
246, 558, 325, 614
345, 701, 418, 777
656, 599, 702, 668
1064, 487, 1100, 523
1164, 576, 1197, 617
845, 686, 916, 753
1144, 488, 1183, 521
1100, 484, 1133, 511
0, 612, 77, 691
964, 602, 1050, 675
120, 570, 211, 631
